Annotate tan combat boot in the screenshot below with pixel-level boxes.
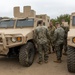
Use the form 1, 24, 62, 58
44, 60, 48, 63
54, 60, 62, 63
38, 61, 43, 64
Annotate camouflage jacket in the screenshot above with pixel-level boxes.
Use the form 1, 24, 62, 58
61, 24, 69, 38
53, 27, 65, 46
48, 26, 55, 41
34, 26, 49, 44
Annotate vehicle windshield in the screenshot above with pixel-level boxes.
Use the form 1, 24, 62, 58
16, 18, 34, 27
0, 20, 15, 28
72, 16, 75, 26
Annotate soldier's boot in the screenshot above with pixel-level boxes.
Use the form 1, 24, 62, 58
44, 60, 48, 63
54, 60, 62, 63
37, 61, 43, 64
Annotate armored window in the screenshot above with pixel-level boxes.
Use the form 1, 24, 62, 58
40, 16, 42, 18
16, 19, 34, 27
72, 16, 75, 26
0, 20, 14, 28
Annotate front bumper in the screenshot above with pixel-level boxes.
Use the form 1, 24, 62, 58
0, 33, 24, 54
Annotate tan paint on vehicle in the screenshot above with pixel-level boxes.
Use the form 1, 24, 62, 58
0, 6, 50, 55
68, 12, 75, 47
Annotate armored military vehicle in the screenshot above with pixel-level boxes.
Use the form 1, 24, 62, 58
0, 6, 50, 67
67, 12, 75, 73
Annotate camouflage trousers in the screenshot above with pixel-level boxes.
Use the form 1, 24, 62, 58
37, 43, 49, 62
47, 42, 55, 53
63, 38, 67, 53
55, 43, 63, 60
47, 42, 51, 53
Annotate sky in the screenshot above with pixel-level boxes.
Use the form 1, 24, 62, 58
0, 0, 75, 19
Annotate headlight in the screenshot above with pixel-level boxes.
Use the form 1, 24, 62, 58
72, 37, 75, 43
11, 37, 22, 43
11, 37, 17, 43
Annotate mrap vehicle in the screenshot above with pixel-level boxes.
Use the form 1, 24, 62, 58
67, 12, 75, 73
0, 6, 50, 67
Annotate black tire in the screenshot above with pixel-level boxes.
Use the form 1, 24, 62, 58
67, 46, 75, 73
19, 42, 35, 67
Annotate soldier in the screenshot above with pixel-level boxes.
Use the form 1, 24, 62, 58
53, 22, 65, 63
48, 22, 55, 53
34, 20, 49, 64
61, 20, 69, 55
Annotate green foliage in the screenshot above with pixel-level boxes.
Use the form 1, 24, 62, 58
51, 14, 70, 25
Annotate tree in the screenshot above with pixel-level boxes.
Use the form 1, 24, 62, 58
51, 14, 70, 25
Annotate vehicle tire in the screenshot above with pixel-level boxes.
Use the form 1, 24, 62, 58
67, 46, 75, 73
19, 42, 35, 67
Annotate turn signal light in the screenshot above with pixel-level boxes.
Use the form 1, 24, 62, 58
72, 37, 75, 43
17, 37, 22, 42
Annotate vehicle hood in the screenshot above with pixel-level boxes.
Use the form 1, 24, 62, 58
0, 28, 34, 36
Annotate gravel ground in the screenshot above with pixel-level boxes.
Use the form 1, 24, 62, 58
0, 53, 74, 75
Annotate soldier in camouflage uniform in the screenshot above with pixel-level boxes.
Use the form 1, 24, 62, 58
61, 21, 69, 55
48, 22, 55, 53
34, 20, 49, 64
53, 22, 65, 63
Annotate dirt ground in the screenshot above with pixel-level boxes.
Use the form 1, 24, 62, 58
0, 53, 74, 75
